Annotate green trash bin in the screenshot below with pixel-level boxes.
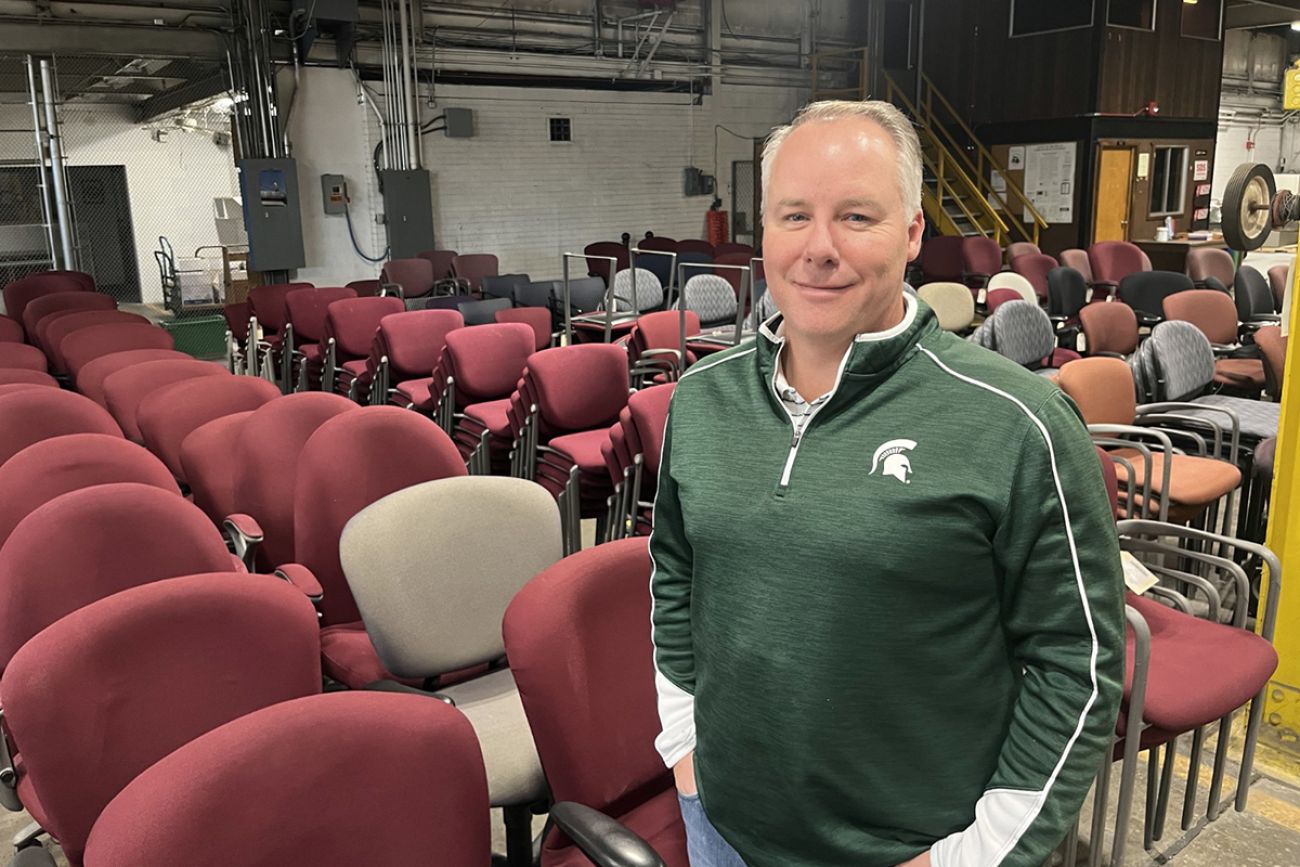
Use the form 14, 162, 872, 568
163, 314, 227, 362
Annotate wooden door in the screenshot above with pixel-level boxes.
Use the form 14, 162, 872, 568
1094, 147, 1134, 243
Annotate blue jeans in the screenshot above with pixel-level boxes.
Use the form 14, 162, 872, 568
677, 792, 748, 867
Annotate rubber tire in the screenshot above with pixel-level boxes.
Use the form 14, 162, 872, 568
1222, 162, 1276, 252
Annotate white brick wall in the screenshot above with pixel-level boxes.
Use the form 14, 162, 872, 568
290, 69, 807, 285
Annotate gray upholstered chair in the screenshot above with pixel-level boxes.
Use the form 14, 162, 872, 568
675, 274, 738, 327
339, 475, 563, 865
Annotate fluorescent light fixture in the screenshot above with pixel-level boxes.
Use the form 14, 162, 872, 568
1293, 20, 1300, 31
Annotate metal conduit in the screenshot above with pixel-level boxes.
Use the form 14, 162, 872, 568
38, 59, 75, 270
24, 55, 56, 266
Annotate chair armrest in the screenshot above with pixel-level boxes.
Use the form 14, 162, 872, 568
548, 801, 667, 867
273, 563, 324, 604
223, 513, 264, 570
362, 679, 455, 706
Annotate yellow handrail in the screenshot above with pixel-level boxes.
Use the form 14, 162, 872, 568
919, 73, 1049, 234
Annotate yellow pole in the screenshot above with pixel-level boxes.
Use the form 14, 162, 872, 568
1263, 250, 1300, 765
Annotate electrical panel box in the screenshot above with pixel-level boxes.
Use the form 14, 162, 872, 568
237, 158, 306, 272
321, 174, 348, 215
380, 169, 434, 258
444, 107, 474, 138
683, 166, 715, 197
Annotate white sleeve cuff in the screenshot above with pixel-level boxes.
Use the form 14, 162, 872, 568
929, 787, 1046, 867
654, 669, 696, 767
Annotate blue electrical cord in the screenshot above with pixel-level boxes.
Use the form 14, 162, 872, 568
344, 202, 389, 263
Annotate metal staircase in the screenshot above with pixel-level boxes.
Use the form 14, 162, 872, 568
809, 50, 1047, 244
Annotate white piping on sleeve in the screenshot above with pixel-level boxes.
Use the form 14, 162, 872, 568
917, 345, 1101, 867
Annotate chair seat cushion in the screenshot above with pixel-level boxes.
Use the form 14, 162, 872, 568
1108, 450, 1241, 507
462, 398, 514, 440
541, 785, 688, 867
1123, 594, 1277, 732
319, 621, 419, 690
1213, 358, 1266, 389
547, 429, 611, 475
395, 377, 436, 411
299, 343, 322, 363
341, 359, 369, 377
439, 668, 545, 807
1185, 395, 1279, 442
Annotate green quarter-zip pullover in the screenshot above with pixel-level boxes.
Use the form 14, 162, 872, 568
650, 294, 1124, 867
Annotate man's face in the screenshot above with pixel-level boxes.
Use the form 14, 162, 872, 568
762, 118, 924, 346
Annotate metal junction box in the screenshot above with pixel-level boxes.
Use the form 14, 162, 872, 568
237, 158, 306, 271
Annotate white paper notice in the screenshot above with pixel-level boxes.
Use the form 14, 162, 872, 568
1008, 146, 1025, 169
1022, 142, 1076, 224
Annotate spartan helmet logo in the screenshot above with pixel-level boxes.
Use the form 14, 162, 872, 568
869, 438, 917, 484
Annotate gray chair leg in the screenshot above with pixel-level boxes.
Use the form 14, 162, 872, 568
1182, 727, 1205, 830
1206, 714, 1233, 820
1153, 740, 1176, 841
1087, 756, 1111, 867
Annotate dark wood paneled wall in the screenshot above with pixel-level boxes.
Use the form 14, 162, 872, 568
1096, 0, 1224, 119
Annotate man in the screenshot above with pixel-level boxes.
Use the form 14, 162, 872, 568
649, 100, 1124, 867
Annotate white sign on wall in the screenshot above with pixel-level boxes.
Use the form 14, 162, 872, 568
1022, 142, 1077, 224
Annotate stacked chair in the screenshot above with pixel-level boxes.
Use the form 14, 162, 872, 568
284, 285, 358, 392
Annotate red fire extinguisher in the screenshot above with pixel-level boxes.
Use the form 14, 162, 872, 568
706, 205, 729, 248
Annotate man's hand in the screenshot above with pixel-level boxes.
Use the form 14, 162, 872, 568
673, 751, 697, 796
896, 851, 932, 867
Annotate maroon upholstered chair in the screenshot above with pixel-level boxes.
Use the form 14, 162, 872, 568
1005, 241, 1040, 263
1089, 241, 1151, 298
248, 282, 314, 379
323, 295, 405, 400
451, 254, 500, 294
584, 242, 629, 286
445, 323, 536, 473
714, 242, 753, 258
0, 369, 57, 390
677, 239, 714, 257
381, 258, 436, 299
416, 249, 458, 282
24, 291, 115, 350
75, 348, 191, 407
0, 389, 121, 467
284, 286, 358, 391
46, 311, 149, 373
1, 573, 321, 866
617, 383, 674, 537
100, 359, 230, 442
0, 343, 47, 372
1267, 264, 1289, 313
39, 269, 95, 292
291, 407, 467, 687
136, 375, 281, 481
1079, 302, 1139, 358
61, 323, 175, 380
0, 483, 237, 675
960, 236, 1003, 288
985, 287, 1022, 314
917, 235, 965, 286
0, 317, 22, 344
505, 537, 688, 867
712, 252, 752, 297
1186, 247, 1235, 290
627, 311, 701, 386
222, 301, 251, 346
345, 279, 382, 297
81, 692, 490, 867
1011, 252, 1057, 302
372, 309, 463, 410
496, 306, 553, 351
0, 434, 177, 548
0, 383, 49, 399
179, 411, 255, 525
2, 273, 92, 338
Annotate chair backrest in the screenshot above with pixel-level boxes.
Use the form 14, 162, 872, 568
61, 323, 176, 378
285, 286, 359, 346
442, 322, 536, 404
1162, 289, 1239, 345
678, 274, 738, 326
984, 287, 1022, 314
1046, 266, 1089, 319
638, 236, 677, 253
1055, 357, 1137, 426
2, 273, 91, 333
1146, 320, 1216, 401
526, 344, 630, 433
223, 301, 251, 343
457, 296, 513, 326
0, 369, 57, 389
481, 273, 531, 303
517, 281, 558, 309
232, 393, 359, 570
583, 242, 629, 285
179, 410, 256, 524
633, 247, 676, 289
1117, 270, 1194, 319
0, 342, 46, 372
564, 276, 610, 313
0, 316, 21, 343
342, 476, 562, 677
1254, 325, 1286, 394
634, 310, 701, 352
504, 538, 679, 831
1089, 241, 1152, 284
677, 239, 714, 257
294, 408, 468, 625
1059, 248, 1094, 283
1267, 264, 1289, 313
1186, 247, 1235, 288
1078, 301, 1139, 357
0, 388, 121, 467
326, 296, 405, 359
46, 310, 149, 372
377, 310, 464, 381
416, 249, 458, 281
758, 289, 780, 320
495, 307, 553, 351
1005, 241, 1040, 262
0, 434, 177, 548
611, 268, 664, 312
24, 291, 116, 349
450, 254, 499, 292
76, 348, 191, 405
1234, 265, 1276, 321
345, 279, 382, 297
960, 235, 1002, 278
977, 300, 1055, 366
1010, 253, 1056, 301
101, 359, 230, 441
81, 692, 489, 867
627, 383, 674, 476
381, 258, 436, 298
714, 242, 753, 258
248, 282, 313, 334
43, 269, 96, 292
918, 235, 965, 283
1, 574, 321, 864
916, 282, 974, 332
136, 376, 281, 480
0, 483, 236, 671
986, 271, 1038, 305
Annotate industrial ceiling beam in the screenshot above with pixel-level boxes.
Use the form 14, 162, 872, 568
133, 70, 227, 121
0, 21, 227, 58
